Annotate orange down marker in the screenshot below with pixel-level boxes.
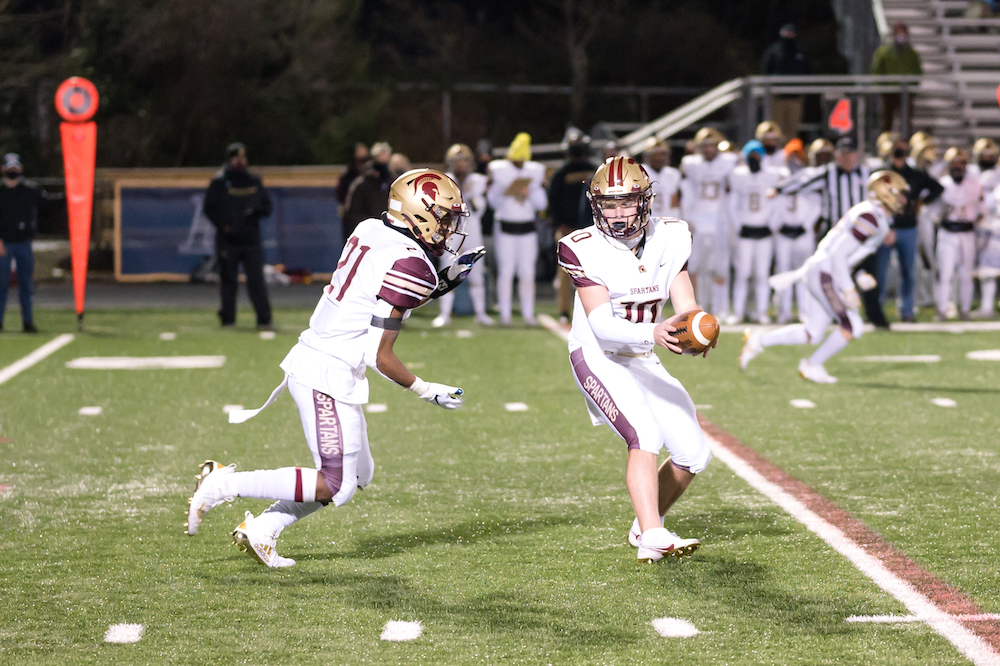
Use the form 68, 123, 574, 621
55, 77, 99, 328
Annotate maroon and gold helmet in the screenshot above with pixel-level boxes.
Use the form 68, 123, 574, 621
587, 156, 654, 241
387, 168, 469, 256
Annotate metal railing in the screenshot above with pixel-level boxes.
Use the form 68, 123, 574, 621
616, 73, 980, 156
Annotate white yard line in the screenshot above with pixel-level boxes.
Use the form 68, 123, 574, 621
708, 434, 1000, 666
0, 334, 75, 386
847, 614, 1000, 624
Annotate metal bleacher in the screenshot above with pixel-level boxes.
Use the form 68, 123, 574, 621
879, 0, 1000, 141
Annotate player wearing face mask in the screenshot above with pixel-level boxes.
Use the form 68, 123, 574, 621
935, 148, 983, 320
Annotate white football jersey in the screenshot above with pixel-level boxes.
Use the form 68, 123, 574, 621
762, 151, 786, 170
807, 200, 891, 289
280, 217, 437, 403
939, 173, 984, 222
643, 164, 681, 218
486, 159, 547, 222
557, 219, 692, 357
727, 165, 787, 227
680, 152, 737, 218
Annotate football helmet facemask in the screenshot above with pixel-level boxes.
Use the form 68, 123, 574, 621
867, 170, 910, 216
588, 157, 654, 241
387, 168, 469, 256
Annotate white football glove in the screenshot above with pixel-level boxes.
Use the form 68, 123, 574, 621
431, 246, 486, 299
407, 377, 464, 409
842, 286, 861, 310
855, 270, 877, 291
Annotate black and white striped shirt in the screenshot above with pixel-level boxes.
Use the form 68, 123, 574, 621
777, 163, 870, 225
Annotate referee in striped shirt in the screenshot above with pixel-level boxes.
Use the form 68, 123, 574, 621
776, 136, 889, 328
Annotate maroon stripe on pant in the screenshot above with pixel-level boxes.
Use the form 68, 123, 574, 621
819, 272, 852, 334
570, 348, 640, 450
312, 390, 344, 496
294, 467, 303, 503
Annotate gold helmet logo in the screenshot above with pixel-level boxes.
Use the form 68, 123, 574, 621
587, 157, 654, 240
867, 170, 910, 215
387, 168, 469, 256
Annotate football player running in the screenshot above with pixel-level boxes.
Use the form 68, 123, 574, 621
740, 171, 909, 383
557, 157, 713, 562
185, 168, 484, 567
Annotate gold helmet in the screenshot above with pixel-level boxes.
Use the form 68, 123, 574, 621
876, 131, 901, 152
943, 147, 968, 165
694, 127, 725, 147
587, 156, 654, 241
387, 168, 469, 256
755, 121, 783, 142
877, 138, 895, 159
973, 138, 999, 165
867, 170, 910, 215
911, 143, 938, 167
807, 138, 834, 166
445, 143, 474, 171
909, 131, 935, 150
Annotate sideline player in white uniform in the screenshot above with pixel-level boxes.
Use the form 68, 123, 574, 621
488, 133, 548, 326
434, 144, 493, 327
756, 121, 787, 171
185, 169, 484, 567
773, 139, 827, 323
642, 140, 681, 219
936, 148, 982, 320
681, 127, 737, 318
973, 139, 1000, 317
728, 140, 788, 323
740, 171, 909, 383
557, 157, 713, 562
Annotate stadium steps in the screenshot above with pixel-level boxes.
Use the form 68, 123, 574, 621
878, 0, 1000, 143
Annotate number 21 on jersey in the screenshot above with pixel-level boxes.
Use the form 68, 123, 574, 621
327, 236, 370, 301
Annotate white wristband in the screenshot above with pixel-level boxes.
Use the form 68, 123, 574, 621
407, 376, 429, 394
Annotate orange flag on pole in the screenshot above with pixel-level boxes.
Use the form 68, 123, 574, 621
55, 77, 99, 328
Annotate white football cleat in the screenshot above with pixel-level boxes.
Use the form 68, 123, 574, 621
232, 511, 296, 568
475, 313, 494, 326
757, 314, 771, 325
185, 460, 236, 535
636, 527, 701, 562
431, 314, 450, 328
723, 313, 739, 326
797, 359, 838, 384
627, 515, 666, 547
739, 328, 764, 370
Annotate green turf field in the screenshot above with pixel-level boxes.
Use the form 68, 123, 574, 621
1, 306, 998, 664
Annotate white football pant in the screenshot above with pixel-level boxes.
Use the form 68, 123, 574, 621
687, 214, 730, 317
732, 236, 774, 321
496, 230, 538, 324
935, 229, 975, 316
774, 231, 814, 321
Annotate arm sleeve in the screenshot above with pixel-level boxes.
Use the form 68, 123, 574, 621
587, 302, 656, 346
378, 255, 437, 309
921, 172, 944, 204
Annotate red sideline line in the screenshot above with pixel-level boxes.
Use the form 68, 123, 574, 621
700, 417, 1000, 649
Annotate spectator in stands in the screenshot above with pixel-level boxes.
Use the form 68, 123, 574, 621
877, 137, 943, 322
336, 143, 370, 206
547, 128, 596, 323
342, 141, 392, 240
0, 153, 58, 333
487, 132, 547, 326
871, 23, 922, 135
203, 143, 274, 330
761, 24, 811, 140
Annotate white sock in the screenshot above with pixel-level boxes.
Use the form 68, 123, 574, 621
981, 279, 996, 313
254, 500, 324, 537
631, 515, 665, 534
760, 324, 809, 348
809, 329, 849, 366
232, 467, 318, 502
470, 284, 487, 317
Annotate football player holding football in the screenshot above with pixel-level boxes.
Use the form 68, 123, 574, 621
740, 171, 909, 383
186, 168, 484, 567
557, 157, 712, 562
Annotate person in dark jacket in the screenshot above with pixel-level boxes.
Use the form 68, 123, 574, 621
342, 141, 392, 241
761, 24, 811, 140
335, 143, 370, 206
203, 143, 274, 329
547, 129, 595, 321
877, 137, 944, 321
0, 154, 57, 333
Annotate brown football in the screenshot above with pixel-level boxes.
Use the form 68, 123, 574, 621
672, 310, 720, 355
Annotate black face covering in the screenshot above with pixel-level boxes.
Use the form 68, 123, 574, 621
950, 168, 964, 184
748, 156, 762, 173
980, 160, 996, 172
892, 148, 907, 159
763, 145, 777, 155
